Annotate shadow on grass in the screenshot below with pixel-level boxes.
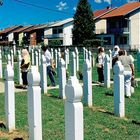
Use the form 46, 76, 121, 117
15, 85, 23, 89
132, 120, 140, 125
47, 93, 61, 100
105, 92, 113, 97
0, 122, 6, 129
98, 109, 114, 116
14, 138, 24, 140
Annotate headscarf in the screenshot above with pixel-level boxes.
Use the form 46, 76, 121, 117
21, 49, 30, 64
112, 45, 120, 58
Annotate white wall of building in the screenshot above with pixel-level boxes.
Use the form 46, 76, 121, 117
129, 9, 140, 49
44, 21, 73, 46
44, 28, 52, 45
8, 33, 14, 42
63, 22, 73, 46
95, 19, 107, 34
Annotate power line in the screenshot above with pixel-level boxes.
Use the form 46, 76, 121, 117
13, 0, 73, 16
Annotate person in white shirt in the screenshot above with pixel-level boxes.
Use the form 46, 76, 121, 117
42, 46, 56, 86
96, 47, 105, 83
118, 50, 134, 98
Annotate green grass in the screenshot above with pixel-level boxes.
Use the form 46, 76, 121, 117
0, 84, 140, 139
0, 52, 140, 139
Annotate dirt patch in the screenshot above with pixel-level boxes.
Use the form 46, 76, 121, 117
0, 129, 28, 140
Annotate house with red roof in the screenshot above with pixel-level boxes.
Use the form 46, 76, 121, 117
13, 25, 33, 46
0, 25, 22, 45
100, 2, 140, 50
25, 24, 47, 46
93, 6, 116, 34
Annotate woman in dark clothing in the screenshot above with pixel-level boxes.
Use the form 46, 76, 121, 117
20, 49, 30, 88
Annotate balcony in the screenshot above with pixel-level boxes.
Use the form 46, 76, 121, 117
44, 33, 63, 39
107, 27, 129, 34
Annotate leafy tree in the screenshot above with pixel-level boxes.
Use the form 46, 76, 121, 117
21, 36, 29, 46
73, 0, 95, 45
48, 40, 62, 47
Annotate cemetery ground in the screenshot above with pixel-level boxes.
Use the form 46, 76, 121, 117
0, 83, 140, 139
0, 52, 140, 139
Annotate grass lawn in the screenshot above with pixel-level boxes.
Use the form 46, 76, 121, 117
0, 51, 140, 139
0, 83, 140, 140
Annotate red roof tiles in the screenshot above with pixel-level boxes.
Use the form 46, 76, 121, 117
13, 25, 33, 33
102, 2, 140, 18
23, 24, 44, 32
94, 7, 114, 18
0, 25, 22, 35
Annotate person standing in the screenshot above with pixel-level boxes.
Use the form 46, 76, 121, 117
42, 46, 56, 87
96, 47, 105, 83
20, 49, 30, 89
118, 50, 134, 98
112, 45, 120, 68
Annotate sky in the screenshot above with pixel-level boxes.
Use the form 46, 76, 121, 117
0, 0, 138, 29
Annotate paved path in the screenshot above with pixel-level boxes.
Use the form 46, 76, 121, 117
0, 81, 59, 93
0, 81, 101, 93
0, 78, 139, 93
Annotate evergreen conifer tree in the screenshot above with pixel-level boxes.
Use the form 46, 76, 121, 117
73, 0, 95, 45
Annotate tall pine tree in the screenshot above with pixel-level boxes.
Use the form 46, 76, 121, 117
73, 0, 95, 45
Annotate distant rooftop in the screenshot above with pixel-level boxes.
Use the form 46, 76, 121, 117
48, 18, 73, 27
23, 24, 44, 32
0, 25, 22, 34
13, 25, 33, 33
102, 2, 140, 18
34, 21, 58, 29
93, 7, 117, 19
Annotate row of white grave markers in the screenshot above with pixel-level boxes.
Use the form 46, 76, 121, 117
4, 59, 126, 139
65, 49, 68, 69
137, 49, 140, 72
109, 49, 112, 69
17, 50, 22, 85
104, 54, 111, 88
5, 63, 15, 132
65, 76, 83, 140
55, 49, 58, 68
0, 49, 2, 78
59, 58, 66, 99
30, 47, 71, 73
7, 54, 11, 65
31, 49, 41, 66
113, 61, 125, 117
75, 47, 79, 71
10, 50, 14, 68
40, 55, 47, 94
71, 52, 76, 76
83, 59, 92, 107
31, 49, 35, 65
83, 47, 95, 67
27, 66, 42, 140
57, 50, 61, 78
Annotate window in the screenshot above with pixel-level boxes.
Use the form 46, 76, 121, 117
58, 29, 63, 33
53, 29, 57, 34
